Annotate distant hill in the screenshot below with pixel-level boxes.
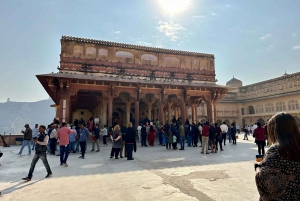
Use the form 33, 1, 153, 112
0, 99, 55, 134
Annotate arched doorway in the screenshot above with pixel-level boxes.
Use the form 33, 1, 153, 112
247, 106, 255, 114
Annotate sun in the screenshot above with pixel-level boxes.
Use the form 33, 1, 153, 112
158, 0, 192, 15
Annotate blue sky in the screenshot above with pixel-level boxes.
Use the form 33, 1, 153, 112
0, 0, 300, 102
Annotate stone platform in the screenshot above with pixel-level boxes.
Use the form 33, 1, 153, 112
0, 134, 261, 201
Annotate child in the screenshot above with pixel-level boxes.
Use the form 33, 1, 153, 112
172, 135, 178, 150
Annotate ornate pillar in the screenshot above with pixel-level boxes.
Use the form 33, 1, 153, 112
195, 105, 198, 124
191, 105, 195, 124
147, 103, 152, 120
126, 102, 131, 124
135, 101, 139, 127
167, 102, 172, 124
153, 106, 158, 121
102, 101, 108, 127
159, 102, 164, 125
59, 96, 70, 123
181, 102, 186, 125
213, 103, 217, 123
175, 107, 179, 120
108, 96, 113, 127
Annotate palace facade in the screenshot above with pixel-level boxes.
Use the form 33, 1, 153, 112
37, 36, 228, 127
214, 72, 300, 127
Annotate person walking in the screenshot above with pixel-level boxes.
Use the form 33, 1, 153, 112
209, 123, 216, 153
201, 122, 210, 154
125, 122, 136, 160
253, 122, 266, 156
137, 124, 142, 144
179, 123, 185, 150
148, 125, 156, 146
243, 125, 249, 140
56, 122, 75, 167
215, 123, 223, 152
231, 123, 237, 145
69, 126, 77, 153
166, 127, 172, 150
141, 124, 147, 147
18, 124, 32, 155
120, 123, 127, 158
22, 125, 52, 181
198, 123, 202, 147
101, 125, 108, 146
220, 122, 228, 146
31, 124, 39, 150
49, 123, 57, 155
172, 134, 178, 150
110, 125, 122, 159
255, 112, 300, 200
78, 123, 90, 159
192, 123, 199, 147
227, 125, 232, 143
91, 124, 100, 152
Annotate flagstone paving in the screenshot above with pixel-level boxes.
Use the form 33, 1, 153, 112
0, 134, 261, 201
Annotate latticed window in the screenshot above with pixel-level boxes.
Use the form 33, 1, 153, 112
276, 101, 286, 111
265, 103, 274, 113
288, 100, 299, 110
255, 105, 264, 113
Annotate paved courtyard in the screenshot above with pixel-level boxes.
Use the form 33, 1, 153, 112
0, 134, 262, 201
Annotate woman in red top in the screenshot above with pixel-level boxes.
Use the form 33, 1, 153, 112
253, 122, 266, 155
148, 125, 156, 146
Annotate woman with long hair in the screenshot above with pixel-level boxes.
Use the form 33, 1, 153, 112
88, 117, 94, 132
110, 125, 122, 159
125, 122, 136, 160
255, 112, 300, 200
148, 125, 156, 146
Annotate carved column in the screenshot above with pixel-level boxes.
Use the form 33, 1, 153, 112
195, 105, 198, 124
102, 100, 108, 127
147, 103, 152, 120
153, 106, 158, 121
135, 101, 139, 127
167, 102, 172, 124
213, 103, 217, 123
108, 96, 113, 127
181, 102, 186, 125
175, 107, 179, 120
58, 95, 71, 123
126, 102, 131, 124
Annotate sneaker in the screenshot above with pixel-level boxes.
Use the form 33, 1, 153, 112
60, 163, 64, 166
22, 177, 31, 181
110, 156, 113, 159
221, 149, 224, 151
115, 157, 119, 159
45, 173, 52, 178
79, 156, 83, 159
120, 156, 123, 158
201, 152, 204, 154
64, 163, 68, 167
96, 150, 100, 152
90, 150, 94, 152
17, 153, 21, 156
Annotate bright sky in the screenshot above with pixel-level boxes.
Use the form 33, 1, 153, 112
1, 0, 300, 102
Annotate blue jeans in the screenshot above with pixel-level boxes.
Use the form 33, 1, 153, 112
70, 141, 76, 152
180, 136, 185, 149
60, 145, 70, 164
18, 140, 31, 155
228, 133, 232, 142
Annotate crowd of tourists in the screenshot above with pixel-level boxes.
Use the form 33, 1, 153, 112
2, 112, 299, 200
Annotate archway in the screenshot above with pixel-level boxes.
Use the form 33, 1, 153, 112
247, 106, 255, 114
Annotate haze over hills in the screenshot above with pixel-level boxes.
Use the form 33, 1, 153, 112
0, 99, 55, 134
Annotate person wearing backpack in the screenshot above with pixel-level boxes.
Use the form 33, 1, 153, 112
22, 125, 52, 181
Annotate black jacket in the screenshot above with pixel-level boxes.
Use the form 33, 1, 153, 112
141, 127, 147, 136
125, 127, 136, 144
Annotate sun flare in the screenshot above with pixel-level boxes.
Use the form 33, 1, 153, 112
158, 0, 192, 15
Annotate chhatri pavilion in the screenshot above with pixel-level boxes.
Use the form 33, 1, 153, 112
36, 36, 228, 127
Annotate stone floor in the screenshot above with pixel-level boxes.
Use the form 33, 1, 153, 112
0, 134, 262, 201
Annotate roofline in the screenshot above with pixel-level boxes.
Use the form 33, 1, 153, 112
36, 72, 228, 89
241, 71, 300, 88
61, 36, 215, 58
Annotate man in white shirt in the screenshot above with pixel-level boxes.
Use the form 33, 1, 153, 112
198, 124, 202, 147
137, 124, 142, 143
220, 122, 228, 145
32, 124, 39, 150
101, 125, 108, 146
94, 117, 100, 125
49, 123, 57, 155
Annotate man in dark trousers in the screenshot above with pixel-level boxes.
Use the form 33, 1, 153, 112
22, 125, 52, 181
141, 124, 147, 147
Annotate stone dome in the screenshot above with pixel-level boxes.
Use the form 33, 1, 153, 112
226, 76, 243, 88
